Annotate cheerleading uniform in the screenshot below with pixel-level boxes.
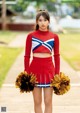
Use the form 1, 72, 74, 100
24, 30, 60, 88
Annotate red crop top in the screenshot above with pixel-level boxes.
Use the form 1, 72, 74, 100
24, 30, 60, 74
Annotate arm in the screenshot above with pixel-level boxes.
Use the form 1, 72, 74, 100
53, 34, 60, 75
24, 34, 32, 72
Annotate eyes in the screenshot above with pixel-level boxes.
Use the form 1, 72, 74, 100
38, 19, 47, 22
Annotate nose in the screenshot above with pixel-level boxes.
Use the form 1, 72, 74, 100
42, 21, 45, 25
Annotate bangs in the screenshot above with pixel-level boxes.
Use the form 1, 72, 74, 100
36, 11, 50, 21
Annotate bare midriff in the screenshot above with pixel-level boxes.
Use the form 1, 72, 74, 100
33, 53, 52, 58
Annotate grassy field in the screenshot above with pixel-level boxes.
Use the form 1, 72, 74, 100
0, 31, 23, 87
0, 47, 23, 87
59, 33, 80, 71
0, 31, 19, 43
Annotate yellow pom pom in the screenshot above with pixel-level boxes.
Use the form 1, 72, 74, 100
15, 71, 37, 93
51, 72, 70, 95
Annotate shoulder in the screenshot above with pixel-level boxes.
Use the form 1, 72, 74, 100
49, 31, 59, 41
26, 31, 36, 41
49, 31, 59, 37
27, 30, 37, 38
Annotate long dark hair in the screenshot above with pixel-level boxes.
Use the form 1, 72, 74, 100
35, 10, 50, 30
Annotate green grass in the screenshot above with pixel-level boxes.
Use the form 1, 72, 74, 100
0, 31, 24, 87
59, 33, 80, 71
0, 47, 23, 87
0, 31, 20, 43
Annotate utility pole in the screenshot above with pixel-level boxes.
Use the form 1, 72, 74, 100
2, 0, 7, 30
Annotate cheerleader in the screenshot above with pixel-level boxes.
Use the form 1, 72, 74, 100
24, 10, 60, 113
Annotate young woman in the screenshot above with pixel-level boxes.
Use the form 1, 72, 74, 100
24, 10, 60, 113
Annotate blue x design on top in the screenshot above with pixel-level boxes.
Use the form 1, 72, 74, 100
32, 37, 54, 52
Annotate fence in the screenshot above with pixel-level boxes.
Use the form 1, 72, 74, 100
0, 23, 35, 31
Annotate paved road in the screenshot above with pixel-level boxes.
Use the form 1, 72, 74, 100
0, 33, 80, 113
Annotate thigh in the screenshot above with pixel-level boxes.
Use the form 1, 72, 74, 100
43, 87, 53, 103
32, 87, 42, 104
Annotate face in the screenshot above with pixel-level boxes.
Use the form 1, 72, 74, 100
37, 15, 49, 31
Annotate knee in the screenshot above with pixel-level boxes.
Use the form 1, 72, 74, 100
34, 99, 42, 106
44, 98, 52, 106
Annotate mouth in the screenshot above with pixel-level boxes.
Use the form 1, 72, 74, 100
42, 25, 45, 27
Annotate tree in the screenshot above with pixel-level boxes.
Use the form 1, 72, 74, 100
61, 0, 80, 18
28, 0, 56, 6
61, 0, 80, 2
11, 0, 56, 12
2, 0, 7, 30
12, 0, 29, 12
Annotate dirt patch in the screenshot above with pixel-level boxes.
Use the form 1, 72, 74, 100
0, 41, 7, 45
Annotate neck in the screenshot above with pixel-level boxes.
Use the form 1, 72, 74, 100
37, 29, 49, 35
39, 28, 48, 32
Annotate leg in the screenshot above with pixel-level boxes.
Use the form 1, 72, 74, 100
43, 87, 53, 113
32, 87, 43, 113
